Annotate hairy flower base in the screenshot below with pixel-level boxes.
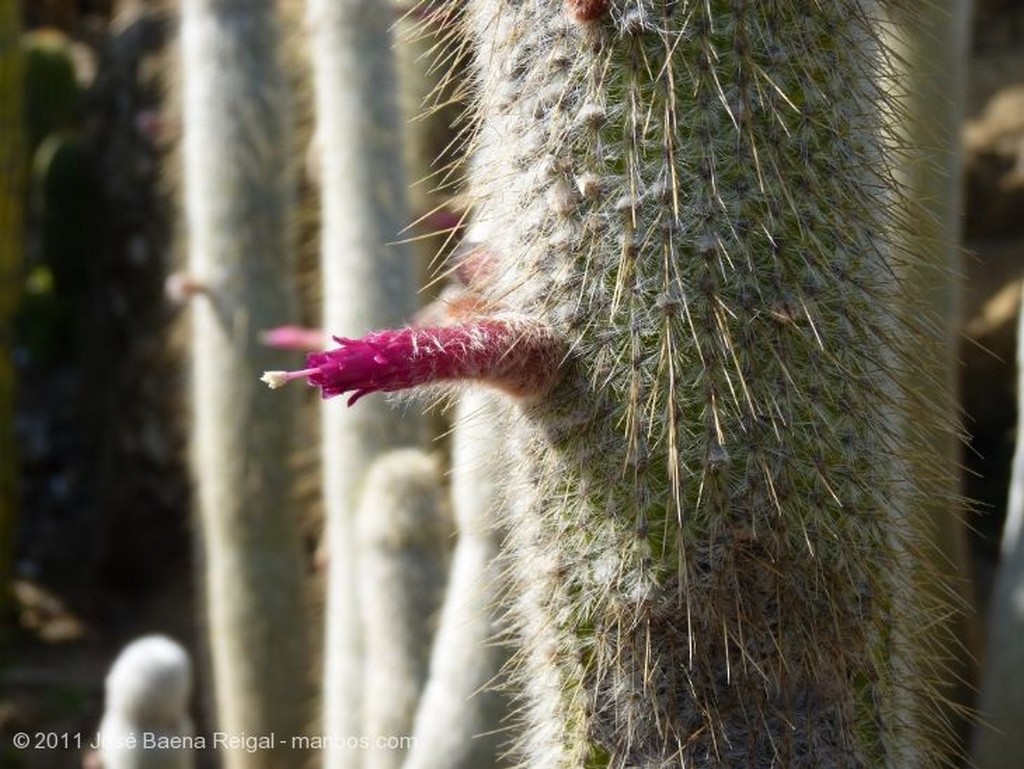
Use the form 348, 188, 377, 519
262, 319, 562, 404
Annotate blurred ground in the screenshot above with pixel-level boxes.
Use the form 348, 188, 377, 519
1, 2, 1024, 769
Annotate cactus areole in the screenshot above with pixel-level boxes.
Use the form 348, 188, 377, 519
267, 2, 948, 766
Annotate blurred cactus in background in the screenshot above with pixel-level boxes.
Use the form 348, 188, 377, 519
96, 635, 195, 769
403, 391, 510, 769
394, 0, 468, 284
22, 27, 78, 157
30, 131, 91, 304
304, 0, 424, 766
357, 449, 451, 769
179, 0, 312, 766
14, 29, 90, 370
25, 129, 96, 367
974, 281, 1024, 767
0, 0, 24, 625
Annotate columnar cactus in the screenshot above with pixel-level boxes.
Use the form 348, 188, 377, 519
271, 3, 953, 766
466, 4, 946, 765
358, 449, 451, 769
404, 391, 510, 769
304, 0, 424, 764
96, 635, 195, 769
180, 1, 311, 766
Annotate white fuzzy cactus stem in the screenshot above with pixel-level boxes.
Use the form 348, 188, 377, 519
97, 635, 194, 769
305, 0, 423, 765
465, 2, 948, 767
974, 285, 1024, 768
403, 391, 509, 769
181, 2, 311, 766
358, 449, 451, 769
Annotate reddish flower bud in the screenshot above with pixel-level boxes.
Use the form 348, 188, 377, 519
565, 0, 608, 23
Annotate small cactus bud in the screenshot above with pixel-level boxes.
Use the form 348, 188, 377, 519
564, 0, 609, 24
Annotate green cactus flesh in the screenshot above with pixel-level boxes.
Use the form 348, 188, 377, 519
463, 2, 947, 767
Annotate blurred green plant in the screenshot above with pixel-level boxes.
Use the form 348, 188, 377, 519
17, 131, 96, 368
15, 29, 88, 369
31, 131, 93, 301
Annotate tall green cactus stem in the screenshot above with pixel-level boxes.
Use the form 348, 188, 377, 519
305, 0, 423, 764
358, 449, 451, 769
462, 3, 946, 766
885, 1, 976, 757
404, 391, 510, 769
180, 2, 311, 767
0, 0, 23, 625
973, 286, 1024, 768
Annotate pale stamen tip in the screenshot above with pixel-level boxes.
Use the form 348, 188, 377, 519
261, 371, 291, 389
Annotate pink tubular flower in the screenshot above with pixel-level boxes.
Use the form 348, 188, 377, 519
261, 318, 562, 405
259, 325, 328, 351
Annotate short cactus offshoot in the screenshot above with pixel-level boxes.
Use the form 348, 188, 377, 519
95, 636, 194, 769
267, 2, 955, 767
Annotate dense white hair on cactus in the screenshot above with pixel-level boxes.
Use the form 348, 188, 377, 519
456, 1, 957, 767
404, 391, 511, 769
97, 635, 194, 769
357, 449, 452, 769
253, 0, 963, 765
